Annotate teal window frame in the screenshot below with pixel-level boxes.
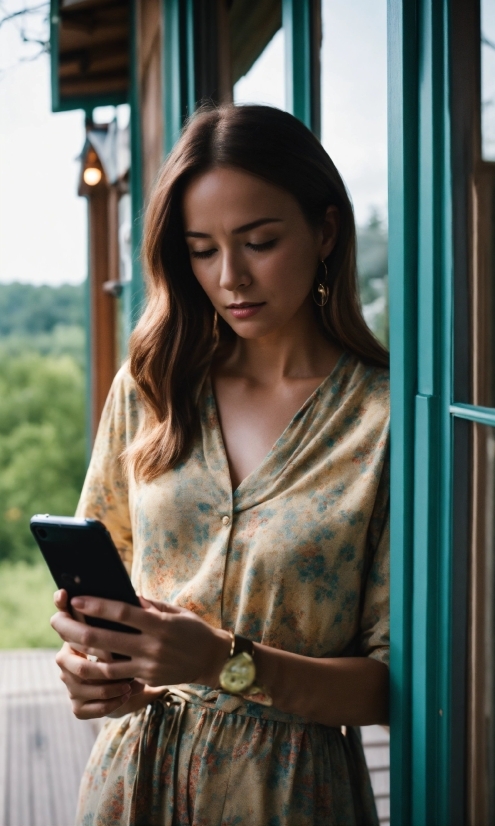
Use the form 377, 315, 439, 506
282, 0, 320, 135
388, 0, 454, 822
128, 1, 145, 328
389, 0, 495, 823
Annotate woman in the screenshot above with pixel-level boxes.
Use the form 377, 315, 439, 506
51, 104, 390, 826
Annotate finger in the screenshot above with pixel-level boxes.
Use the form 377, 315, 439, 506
54, 589, 68, 610
65, 642, 99, 658
58, 647, 138, 682
50, 610, 80, 644
73, 694, 132, 721
71, 596, 160, 632
141, 598, 183, 615
65, 678, 133, 702
52, 612, 148, 659
56, 643, 109, 679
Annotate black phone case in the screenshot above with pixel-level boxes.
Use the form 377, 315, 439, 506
30, 515, 141, 640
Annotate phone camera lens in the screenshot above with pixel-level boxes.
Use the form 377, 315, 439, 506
37, 528, 47, 540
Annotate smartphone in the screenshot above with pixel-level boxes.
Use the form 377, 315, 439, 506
30, 515, 141, 651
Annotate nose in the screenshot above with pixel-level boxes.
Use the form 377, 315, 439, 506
219, 250, 251, 292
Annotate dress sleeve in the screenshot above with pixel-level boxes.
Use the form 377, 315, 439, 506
357, 450, 390, 667
75, 366, 136, 574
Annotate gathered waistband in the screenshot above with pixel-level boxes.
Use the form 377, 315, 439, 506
158, 683, 340, 730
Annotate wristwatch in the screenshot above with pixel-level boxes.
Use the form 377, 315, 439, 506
219, 632, 272, 705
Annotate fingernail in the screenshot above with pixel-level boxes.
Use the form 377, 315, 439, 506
71, 597, 85, 608
122, 684, 131, 693
54, 590, 62, 600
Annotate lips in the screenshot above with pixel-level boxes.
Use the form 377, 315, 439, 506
226, 302, 266, 319
226, 302, 264, 308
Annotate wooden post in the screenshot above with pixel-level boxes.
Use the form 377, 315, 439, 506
87, 187, 117, 442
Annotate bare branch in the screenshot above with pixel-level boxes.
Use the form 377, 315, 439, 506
0, 3, 48, 27
482, 34, 495, 53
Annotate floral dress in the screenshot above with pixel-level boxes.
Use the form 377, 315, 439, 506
75, 351, 390, 826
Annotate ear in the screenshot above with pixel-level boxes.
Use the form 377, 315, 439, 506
319, 206, 339, 260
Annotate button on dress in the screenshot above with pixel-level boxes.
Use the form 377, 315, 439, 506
74, 352, 390, 826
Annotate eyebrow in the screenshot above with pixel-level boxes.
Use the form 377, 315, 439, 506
184, 218, 283, 238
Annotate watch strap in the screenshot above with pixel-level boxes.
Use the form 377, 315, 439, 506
232, 633, 254, 659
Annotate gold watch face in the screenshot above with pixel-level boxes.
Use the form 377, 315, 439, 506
219, 651, 256, 694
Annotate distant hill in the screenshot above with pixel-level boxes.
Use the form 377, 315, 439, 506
0, 282, 85, 367
0, 282, 84, 338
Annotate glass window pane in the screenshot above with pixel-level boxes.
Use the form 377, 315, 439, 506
457, 1, 495, 407
233, 28, 285, 109
320, 0, 388, 345
482, 0, 495, 160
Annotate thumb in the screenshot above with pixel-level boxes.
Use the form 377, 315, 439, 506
138, 595, 182, 614
54, 589, 68, 610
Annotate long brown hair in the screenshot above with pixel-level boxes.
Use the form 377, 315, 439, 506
126, 104, 388, 482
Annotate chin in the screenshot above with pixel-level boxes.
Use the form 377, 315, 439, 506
225, 319, 274, 339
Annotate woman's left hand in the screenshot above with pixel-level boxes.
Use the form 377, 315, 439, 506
50, 596, 231, 688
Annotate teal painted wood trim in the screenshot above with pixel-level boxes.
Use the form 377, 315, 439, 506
438, 1, 456, 818
129, 0, 145, 326
413, 1, 444, 820
416, 2, 456, 823
282, 0, 312, 130
411, 393, 437, 825
389, 0, 456, 822
387, 0, 419, 822
54, 93, 128, 114
163, 0, 195, 155
185, 0, 196, 118
450, 403, 495, 426
50, 0, 61, 112
417, 0, 443, 398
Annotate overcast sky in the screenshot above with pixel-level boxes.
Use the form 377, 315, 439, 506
0, 0, 387, 287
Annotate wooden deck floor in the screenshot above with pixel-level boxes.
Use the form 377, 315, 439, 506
0, 650, 389, 826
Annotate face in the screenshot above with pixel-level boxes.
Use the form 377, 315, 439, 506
182, 167, 338, 340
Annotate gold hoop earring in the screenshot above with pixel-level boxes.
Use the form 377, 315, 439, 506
312, 260, 330, 307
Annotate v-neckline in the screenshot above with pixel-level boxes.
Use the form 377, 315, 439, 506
205, 351, 350, 498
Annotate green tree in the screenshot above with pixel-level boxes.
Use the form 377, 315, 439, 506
0, 350, 86, 562
0, 282, 84, 337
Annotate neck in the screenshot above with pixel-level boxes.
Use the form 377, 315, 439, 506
219, 301, 341, 385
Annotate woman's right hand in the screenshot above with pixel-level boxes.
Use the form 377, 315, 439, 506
53, 589, 146, 719
55, 641, 140, 719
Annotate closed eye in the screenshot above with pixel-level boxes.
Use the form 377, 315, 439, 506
246, 239, 277, 252
190, 248, 216, 259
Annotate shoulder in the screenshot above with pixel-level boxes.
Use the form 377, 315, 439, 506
341, 354, 389, 410
108, 361, 142, 411
101, 362, 142, 445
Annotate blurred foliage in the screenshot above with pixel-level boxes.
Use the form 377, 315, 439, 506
0, 282, 84, 337
0, 561, 60, 648
0, 283, 86, 647
0, 350, 86, 562
0, 284, 87, 564
0, 324, 86, 369
356, 211, 389, 348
